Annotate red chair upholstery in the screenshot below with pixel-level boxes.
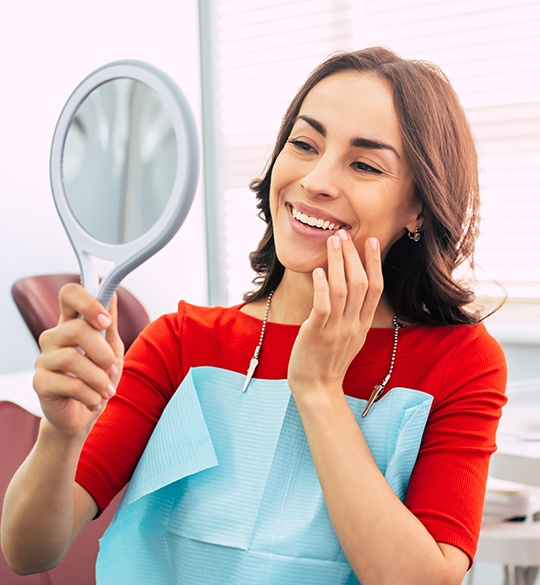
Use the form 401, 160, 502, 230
0, 401, 123, 584
11, 274, 150, 351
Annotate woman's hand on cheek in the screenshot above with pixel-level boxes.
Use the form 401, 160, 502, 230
287, 231, 383, 400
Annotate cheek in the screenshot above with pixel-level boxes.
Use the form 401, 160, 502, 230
268, 157, 289, 218
349, 202, 410, 258
269, 181, 279, 223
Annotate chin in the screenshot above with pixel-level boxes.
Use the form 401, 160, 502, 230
276, 248, 327, 275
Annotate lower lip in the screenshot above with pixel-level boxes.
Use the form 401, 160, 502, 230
287, 208, 340, 239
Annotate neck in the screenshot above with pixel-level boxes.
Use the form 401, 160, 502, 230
268, 269, 395, 328
270, 271, 314, 324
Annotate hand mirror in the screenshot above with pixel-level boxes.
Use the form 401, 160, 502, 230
50, 60, 199, 309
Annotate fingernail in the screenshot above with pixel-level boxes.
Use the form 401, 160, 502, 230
338, 229, 348, 241
368, 237, 379, 251
97, 314, 112, 329
109, 363, 119, 378
107, 384, 116, 398
314, 267, 325, 279
331, 235, 341, 249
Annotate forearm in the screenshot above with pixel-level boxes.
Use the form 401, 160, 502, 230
1, 418, 93, 574
295, 390, 463, 585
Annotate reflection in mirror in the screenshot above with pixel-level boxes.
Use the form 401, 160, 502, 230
63, 78, 178, 245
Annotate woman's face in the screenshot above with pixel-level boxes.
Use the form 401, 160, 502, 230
269, 71, 421, 274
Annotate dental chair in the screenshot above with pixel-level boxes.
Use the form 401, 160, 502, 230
11, 273, 150, 350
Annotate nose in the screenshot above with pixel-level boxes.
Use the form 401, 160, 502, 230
299, 155, 341, 199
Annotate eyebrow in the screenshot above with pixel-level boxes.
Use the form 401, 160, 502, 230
295, 114, 402, 161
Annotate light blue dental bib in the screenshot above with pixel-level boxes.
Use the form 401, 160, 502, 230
97, 366, 432, 584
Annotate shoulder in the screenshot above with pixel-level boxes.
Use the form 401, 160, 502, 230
128, 301, 266, 371
391, 321, 507, 406
177, 300, 244, 328
138, 301, 244, 342
437, 321, 506, 371
403, 321, 506, 366
428, 322, 507, 407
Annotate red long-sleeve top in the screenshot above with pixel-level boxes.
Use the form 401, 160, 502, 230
76, 301, 507, 563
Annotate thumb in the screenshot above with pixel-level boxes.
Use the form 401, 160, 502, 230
105, 293, 125, 360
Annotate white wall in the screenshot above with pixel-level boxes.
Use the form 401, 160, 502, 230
0, 0, 207, 374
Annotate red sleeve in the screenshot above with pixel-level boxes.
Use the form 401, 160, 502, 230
75, 303, 187, 514
404, 325, 507, 564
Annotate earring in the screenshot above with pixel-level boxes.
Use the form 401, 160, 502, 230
408, 227, 421, 242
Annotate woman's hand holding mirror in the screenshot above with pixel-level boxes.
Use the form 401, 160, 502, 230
34, 284, 123, 440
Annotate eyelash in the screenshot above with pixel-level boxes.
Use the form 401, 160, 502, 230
288, 139, 314, 152
353, 161, 382, 175
287, 139, 382, 175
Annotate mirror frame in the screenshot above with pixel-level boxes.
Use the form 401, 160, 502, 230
50, 60, 199, 306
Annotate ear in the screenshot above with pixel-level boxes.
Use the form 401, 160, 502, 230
405, 205, 423, 234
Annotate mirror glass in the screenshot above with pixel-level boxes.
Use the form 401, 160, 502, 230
50, 60, 199, 307
63, 79, 178, 245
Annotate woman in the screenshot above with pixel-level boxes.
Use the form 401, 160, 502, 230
2, 47, 506, 585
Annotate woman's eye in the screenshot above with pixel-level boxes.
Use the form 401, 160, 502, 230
353, 161, 382, 174
288, 139, 316, 153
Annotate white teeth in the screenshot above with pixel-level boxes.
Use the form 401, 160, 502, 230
291, 207, 341, 231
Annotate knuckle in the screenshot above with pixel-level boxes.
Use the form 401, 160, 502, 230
62, 347, 82, 369
60, 283, 98, 318
108, 336, 124, 362
64, 317, 88, 343
370, 279, 384, 295
32, 368, 48, 394
34, 353, 45, 371
94, 345, 116, 371
115, 338, 125, 355
350, 327, 362, 342
351, 276, 368, 291
62, 374, 77, 393
60, 282, 80, 296
94, 373, 110, 396
86, 393, 103, 410
58, 282, 77, 305
37, 327, 54, 350
313, 306, 329, 319
69, 376, 88, 399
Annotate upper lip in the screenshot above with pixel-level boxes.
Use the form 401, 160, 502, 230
286, 202, 351, 229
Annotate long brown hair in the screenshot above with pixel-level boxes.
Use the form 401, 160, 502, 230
245, 47, 481, 326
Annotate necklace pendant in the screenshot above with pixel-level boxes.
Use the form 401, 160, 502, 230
242, 291, 273, 393
242, 356, 259, 393
362, 383, 386, 418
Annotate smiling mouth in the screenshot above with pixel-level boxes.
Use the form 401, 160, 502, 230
289, 205, 349, 231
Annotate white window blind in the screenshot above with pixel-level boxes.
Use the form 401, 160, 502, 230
202, 0, 540, 306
